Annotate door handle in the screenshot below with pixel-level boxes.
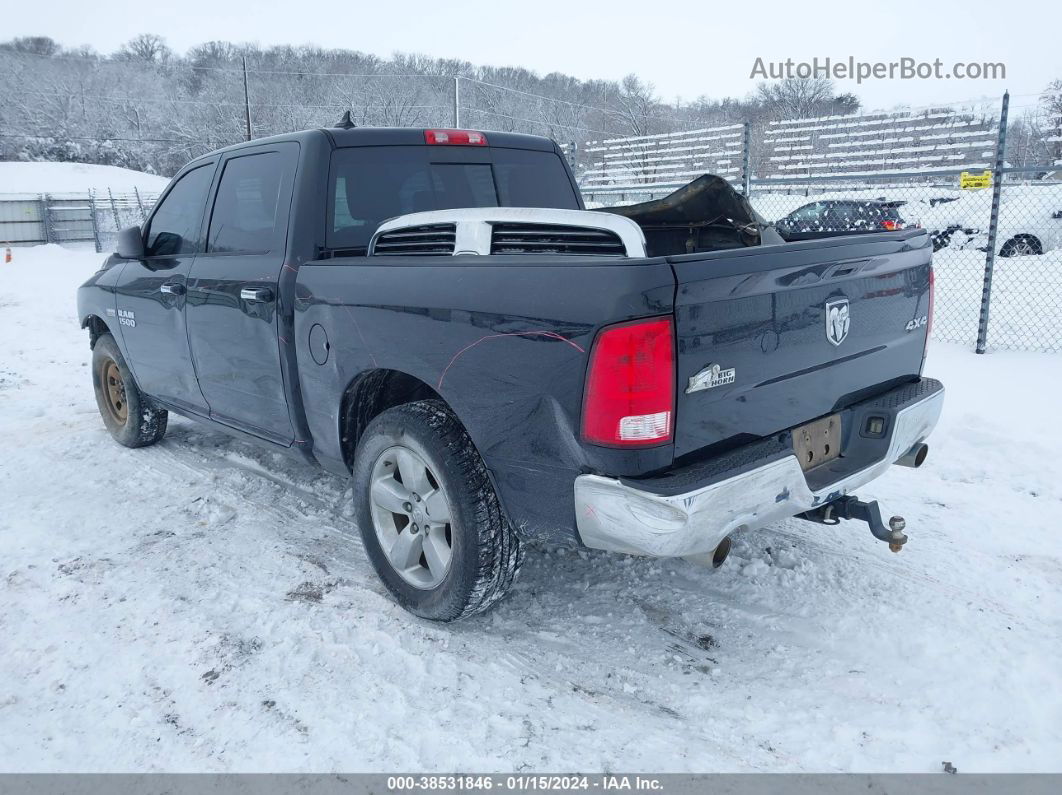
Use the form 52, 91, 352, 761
160, 282, 185, 296
240, 287, 274, 303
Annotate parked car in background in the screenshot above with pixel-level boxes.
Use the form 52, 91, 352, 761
774, 199, 915, 242
911, 185, 1062, 256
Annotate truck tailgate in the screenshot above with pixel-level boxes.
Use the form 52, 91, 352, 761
670, 230, 932, 458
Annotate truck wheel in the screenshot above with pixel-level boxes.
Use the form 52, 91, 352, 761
91, 332, 168, 448
352, 400, 523, 621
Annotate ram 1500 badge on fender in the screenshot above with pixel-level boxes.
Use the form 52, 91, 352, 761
78, 124, 943, 621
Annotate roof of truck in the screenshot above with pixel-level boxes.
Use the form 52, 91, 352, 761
199, 126, 559, 159
324, 126, 558, 151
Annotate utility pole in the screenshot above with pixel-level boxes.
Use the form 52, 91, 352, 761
453, 76, 460, 128
242, 56, 252, 141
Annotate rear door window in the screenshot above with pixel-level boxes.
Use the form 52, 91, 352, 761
207, 150, 292, 254
329, 146, 579, 252
825, 204, 858, 228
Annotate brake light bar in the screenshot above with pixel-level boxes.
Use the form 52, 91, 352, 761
424, 129, 488, 146
927, 265, 935, 339
921, 265, 935, 370
582, 317, 675, 448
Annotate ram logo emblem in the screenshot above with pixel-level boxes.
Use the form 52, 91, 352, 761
825, 298, 850, 346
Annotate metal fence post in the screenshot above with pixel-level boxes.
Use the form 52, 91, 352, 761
975, 91, 1009, 354
453, 76, 460, 128
88, 190, 102, 253
741, 121, 752, 196
133, 186, 145, 220
41, 194, 55, 244
107, 188, 121, 232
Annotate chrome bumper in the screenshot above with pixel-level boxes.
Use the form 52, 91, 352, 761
574, 386, 944, 557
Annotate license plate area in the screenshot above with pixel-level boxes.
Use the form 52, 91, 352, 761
793, 413, 841, 472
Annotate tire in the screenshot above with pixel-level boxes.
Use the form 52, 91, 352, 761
91, 332, 168, 448
999, 235, 1043, 257
352, 400, 523, 621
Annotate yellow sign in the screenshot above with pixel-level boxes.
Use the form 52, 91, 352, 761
960, 170, 992, 190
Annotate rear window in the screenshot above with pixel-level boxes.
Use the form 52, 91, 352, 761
328, 146, 579, 252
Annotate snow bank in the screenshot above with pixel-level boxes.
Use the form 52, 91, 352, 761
0, 161, 169, 196
1, 246, 1060, 772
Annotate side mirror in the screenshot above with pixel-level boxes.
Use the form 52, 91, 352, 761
116, 226, 145, 259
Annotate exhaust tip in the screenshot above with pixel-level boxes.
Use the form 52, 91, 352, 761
897, 442, 929, 468
712, 536, 732, 568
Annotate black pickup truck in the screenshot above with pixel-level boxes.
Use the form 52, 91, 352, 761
77, 125, 943, 621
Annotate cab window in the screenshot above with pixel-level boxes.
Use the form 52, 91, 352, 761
145, 163, 215, 257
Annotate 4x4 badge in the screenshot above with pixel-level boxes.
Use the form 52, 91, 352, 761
686, 363, 736, 394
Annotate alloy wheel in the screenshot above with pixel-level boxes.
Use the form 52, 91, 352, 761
368, 444, 454, 589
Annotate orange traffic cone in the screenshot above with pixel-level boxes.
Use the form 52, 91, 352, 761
4, 248, 11, 264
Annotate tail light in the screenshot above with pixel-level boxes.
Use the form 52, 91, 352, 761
927, 265, 935, 339
921, 265, 935, 369
879, 220, 901, 231
424, 129, 488, 146
582, 317, 675, 447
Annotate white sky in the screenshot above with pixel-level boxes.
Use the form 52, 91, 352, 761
6, 0, 1057, 113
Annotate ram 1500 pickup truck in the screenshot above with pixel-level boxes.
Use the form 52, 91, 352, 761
78, 124, 943, 621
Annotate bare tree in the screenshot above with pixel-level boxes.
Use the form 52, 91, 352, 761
755, 77, 857, 120
0, 36, 60, 56
1041, 80, 1062, 164
117, 34, 172, 65
610, 74, 660, 137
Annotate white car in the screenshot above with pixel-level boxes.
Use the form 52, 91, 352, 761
908, 183, 1062, 257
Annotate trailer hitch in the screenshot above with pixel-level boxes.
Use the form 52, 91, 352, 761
799, 496, 908, 552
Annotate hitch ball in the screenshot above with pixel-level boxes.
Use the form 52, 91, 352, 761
888, 516, 907, 553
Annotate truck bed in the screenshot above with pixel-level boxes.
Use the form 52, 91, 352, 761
294, 227, 932, 545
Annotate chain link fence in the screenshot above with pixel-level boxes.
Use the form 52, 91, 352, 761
0, 189, 157, 252
743, 172, 1062, 353
575, 92, 1062, 354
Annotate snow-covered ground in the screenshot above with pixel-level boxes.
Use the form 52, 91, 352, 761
0, 162, 169, 196
1, 245, 1060, 773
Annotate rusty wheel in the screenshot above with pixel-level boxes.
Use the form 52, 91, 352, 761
100, 358, 129, 425
91, 332, 167, 447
